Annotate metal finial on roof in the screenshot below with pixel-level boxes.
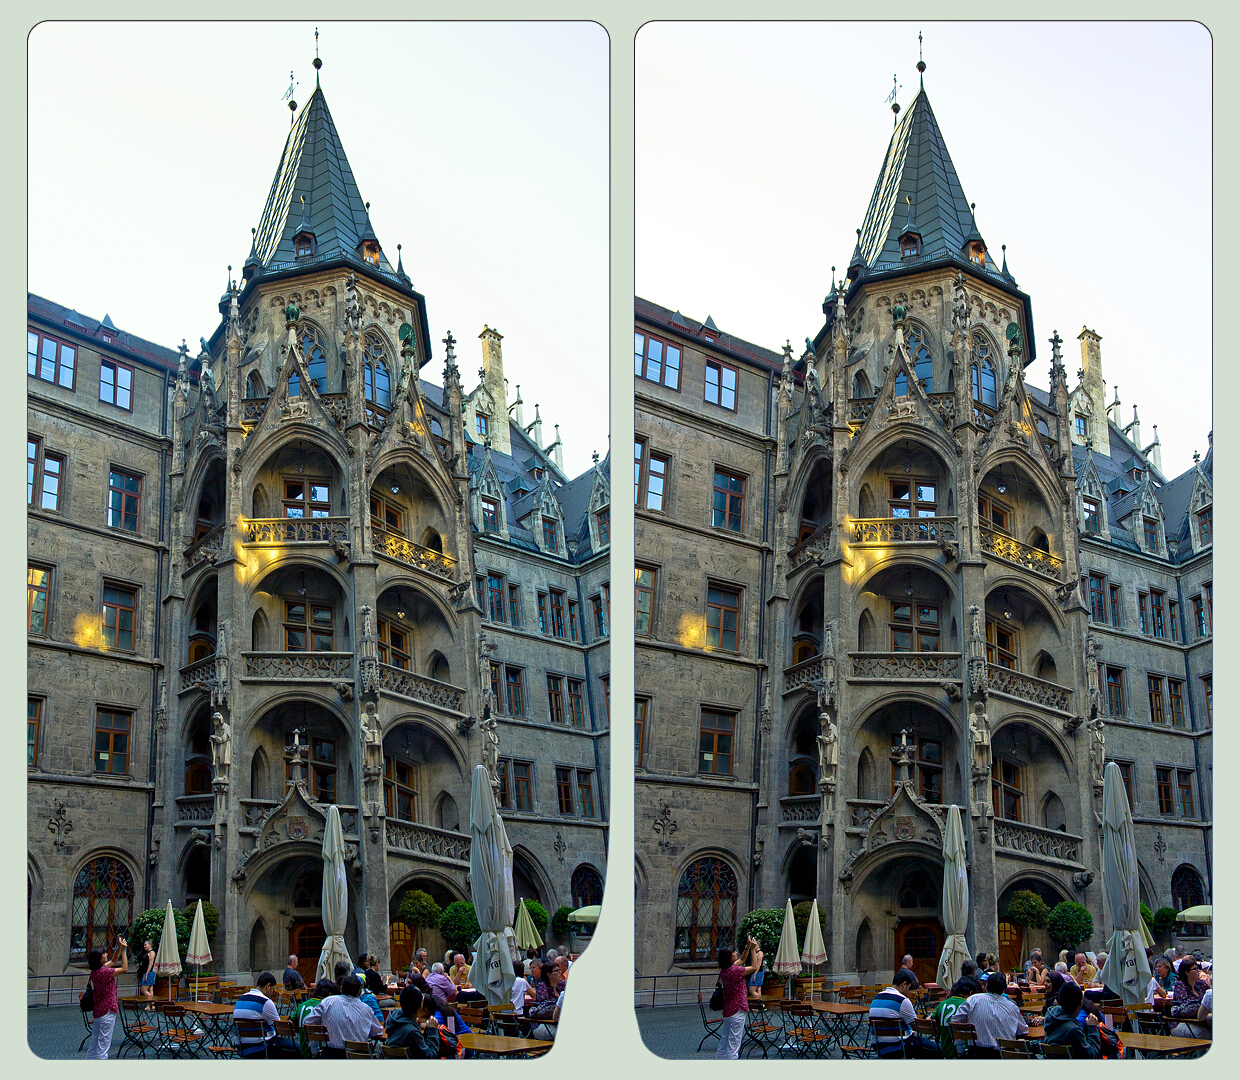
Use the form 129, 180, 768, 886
1001, 243, 1009, 276
592, 450, 600, 465
314, 27, 322, 86
917, 31, 926, 87
1193, 450, 1200, 464
298, 194, 311, 232
904, 194, 915, 234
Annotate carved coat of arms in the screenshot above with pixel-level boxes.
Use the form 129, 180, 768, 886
894, 816, 917, 841
287, 816, 310, 841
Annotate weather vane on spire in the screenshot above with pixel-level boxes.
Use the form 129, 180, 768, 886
313, 26, 322, 86
885, 73, 899, 106
282, 69, 297, 103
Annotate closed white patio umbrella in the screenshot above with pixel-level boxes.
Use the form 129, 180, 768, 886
801, 899, 827, 999
1097, 762, 1151, 1004
770, 898, 800, 996
469, 764, 518, 1007
186, 898, 212, 990
152, 899, 182, 1000
514, 897, 543, 951
316, 804, 352, 983
937, 805, 971, 988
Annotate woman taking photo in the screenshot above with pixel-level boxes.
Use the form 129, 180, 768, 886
714, 935, 762, 1059
84, 936, 128, 1059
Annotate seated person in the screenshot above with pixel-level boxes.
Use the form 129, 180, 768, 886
953, 973, 1029, 1057
930, 978, 974, 1058
510, 968, 534, 1015
232, 972, 300, 1058
1169, 959, 1211, 1038
958, 960, 984, 996
384, 986, 449, 1058
283, 954, 307, 992
333, 960, 383, 1023
362, 955, 388, 999
425, 962, 459, 1009
868, 968, 941, 1058
1042, 982, 1102, 1058
1045, 962, 1072, 1010
554, 954, 571, 993
1070, 953, 1098, 986
447, 952, 487, 1003
1147, 957, 1176, 1004
302, 974, 384, 1057
1026, 949, 1050, 988
526, 959, 560, 1021
528, 988, 563, 1042
290, 979, 335, 1058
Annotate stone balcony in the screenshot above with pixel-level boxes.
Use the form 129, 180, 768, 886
243, 516, 350, 546
788, 523, 831, 572
980, 526, 1066, 581
783, 654, 832, 695
242, 651, 354, 681
986, 663, 1073, 714
378, 664, 467, 715
850, 516, 957, 545
179, 656, 215, 694
175, 794, 214, 825
385, 819, 471, 867
779, 794, 821, 824
372, 526, 456, 583
993, 818, 1085, 868
184, 523, 225, 570
849, 652, 962, 681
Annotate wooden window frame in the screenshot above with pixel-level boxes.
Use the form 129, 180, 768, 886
549, 589, 566, 638
979, 494, 1009, 534
99, 358, 134, 410
1197, 506, 1212, 546
674, 857, 738, 964
567, 679, 585, 728
481, 496, 499, 533
102, 583, 137, 651
1082, 496, 1100, 534
1202, 675, 1212, 725
889, 477, 938, 519
1109, 584, 1123, 628
635, 566, 655, 636
377, 618, 410, 670
1138, 592, 1148, 635
1150, 589, 1167, 639
383, 756, 418, 822
107, 467, 142, 533
28, 697, 42, 767
283, 600, 334, 652
1104, 666, 1126, 717
475, 413, 489, 437
555, 766, 574, 815
596, 506, 610, 545
542, 516, 559, 553
891, 601, 941, 653
591, 594, 606, 638
1114, 760, 1134, 809
474, 575, 486, 610
486, 573, 506, 623
635, 697, 647, 766
576, 770, 596, 818
505, 667, 525, 718
1075, 414, 1088, 438
635, 438, 670, 512
568, 600, 579, 642
1205, 583, 1212, 632
711, 468, 745, 532
28, 564, 50, 636
507, 583, 521, 627
1177, 771, 1195, 818
1156, 767, 1174, 815
1169, 599, 1180, 642
69, 857, 134, 963
1192, 595, 1205, 638
992, 756, 1023, 822
28, 327, 76, 389
1143, 517, 1159, 551
537, 592, 548, 635
283, 478, 331, 519
601, 674, 610, 721
94, 708, 132, 775
698, 709, 735, 776
547, 675, 565, 724
28, 436, 64, 512
369, 494, 404, 535
634, 329, 682, 390
706, 585, 740, 652
1148, 675, 1165, 724
1088, 574, 1106, 622
704, 358, 738, 410
496, 759, 510, 809
306, 737, 337, 804
512, 761, 533, 811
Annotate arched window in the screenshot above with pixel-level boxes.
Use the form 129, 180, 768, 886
971, 332, 997, 409
1171, 865, 1207, 936
297, 323, 328, 395
291, 864, 323, 910
70, 857, 134, 962
571, 864, 605, 909
852, 371, 871, 399
245, 371, 266, 399
674, 857, 738, 962
897, 867, 938, 909
185, 761, 212, 795
789, 761, 816, 795
363, 332, 392, 409
907, 328, 933, 393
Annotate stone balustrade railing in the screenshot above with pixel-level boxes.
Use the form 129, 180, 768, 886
243, 652, 354, 680
242, 397, 270, 424
386, 819, 471, 864
372, 527, 456, 581
788, 523, 831, 570
780, 795, 822, 823
850, 517, 957, 545
783, 655, 830, 694
184, 523, 225, 569
986, 663, 1072, 713
926, 392, 956, 426
318, 393, 348, 429
849, 397, 876, 423
244, 517, 350, 545
179, 656, 215, 694
175, 795, 214, 824
850, 652, 961, 680
846, 799, 886, 830
980, 526, 1066, 580
379, 664, 466, 714
240, 799, 280, 829
993, 818, 1083, 865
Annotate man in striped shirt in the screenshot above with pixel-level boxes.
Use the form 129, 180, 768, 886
868, 969, 941, 1058
952, 973, 1029, 1056
232, 972, 300, 1058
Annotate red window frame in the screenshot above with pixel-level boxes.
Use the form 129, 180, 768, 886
481, 497, 499, 533
505, 667, 525, 717
512, 761, 532, 811
698, 709, 735, 776
706, 586, 739, 651
635, 698, 647, 766
1198, 506, 1212, 545
635, 329, 682, 390
568, 679, 585, 727
28, 437, 64, 511
1148, 675, 1165, 724
596, 507, 610, 545
712, 468, 745, 532
28, 328, 76, 389
1168, 679, 1185, 727
487, 573, 506, 622
1156, 768, 1174, 815
99, 358, 133, 410
28, 565, 50, 635
94, 708, 131, 775
28, 697, 41, 767
549, 590, 566, 637
576, 770, 595, 818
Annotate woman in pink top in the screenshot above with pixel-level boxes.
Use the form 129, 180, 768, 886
714, 935, 761, 1059
85, 936, 128, 1059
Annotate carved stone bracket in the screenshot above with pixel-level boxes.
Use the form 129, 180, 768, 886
1073, 871, 1095, 890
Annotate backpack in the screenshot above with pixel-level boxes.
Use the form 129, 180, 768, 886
708, 979, 724, 1011
1097, 1021, 1123, 1060
80, 980, 94, 1013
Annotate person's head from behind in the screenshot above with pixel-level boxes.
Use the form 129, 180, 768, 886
1192, 950, 1204, 963
1055, 962, 1068, 974
399, 985, 425, 1017
716, 947, 736, 971
340, 974, 362, 997
1174, 946, 1186, 959
1058, 981, 1084, 1015
335, 960, 352, 984
313, 979, 336, 1000
257, 971, 277, 997
893, 968, 918, 995
949, 978, 974, 999
88, 947, 106, 972
960, 960, 976, 979
901, 953, 913, 968
986, 973, 1006, 995
1096, 951, 1108, 967
431, 962, 445, 974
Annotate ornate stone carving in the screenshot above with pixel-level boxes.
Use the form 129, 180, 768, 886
850, 517, 956, 545
1086, 634, 1102, 719
980, 526, 1065, 580
1073, 871, 1095, 889
967, 604, 988, 699
795, 826, 818, 848
788, 523, 831, 570
652, 803, 678, 851
817, 713, 839, 777
987, 664, 1073, 713
1087, 717, 1106, 786
970, 700, 992, 782
372, 527, 456, 580
48, 799, 73, 852
1153, 833, 1167, 863
992, 818, 1083, 864
181, 656, 215, 695
479, 715, 500, 783
379, 664, 466, 714
245, 652, 353, 680
245, 517, 349, 545
184, 524, 224, 570
176, 795, 214, 823
361, 701, 382, 774
780, 796, 821, 823
211, 621, 230, 708
385, 820, 471, 864
850, 652, 961, 680
553, 832, 567, 865
210, 711, 231, 786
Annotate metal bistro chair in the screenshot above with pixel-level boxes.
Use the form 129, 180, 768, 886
232, 1018, 271, 1059
302, 1022, 330, 1058
1138, 1012, 1172, 1037
1039, 1041, 1071, 1059
784, 1003, 830, 1059
696, 992, 723, 1053
118, 998, 159, 1059
344, 1038, 375, 1058
869, 1018, 908, 1059
742, 1001, 783, 1059
950, 1020, 980, 1058
997, 1037, 1032, 1058
154, 1002, 206, 1059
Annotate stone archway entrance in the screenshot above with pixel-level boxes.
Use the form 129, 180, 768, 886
895, 919, 942, 986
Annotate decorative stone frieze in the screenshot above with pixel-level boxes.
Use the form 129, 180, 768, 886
850, 652, 962, 680
378, 664, 466, 713
850, 517, 956, 545
993, 818, 1083, 865
371, 526, 456, 579
244, 517, 349, 544
385, 819, 471, 865
243, 651, 354, 680
986, 663, 1072, 713
980, 526, 1065, 579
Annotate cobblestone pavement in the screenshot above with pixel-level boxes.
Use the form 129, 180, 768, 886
636, 1004, 852, 1060
28, 1006, 110, 1059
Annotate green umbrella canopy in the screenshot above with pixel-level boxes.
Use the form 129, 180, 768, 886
1176, 905, 1212, 924
515, 898, 544, 949
566, 905, 601, 924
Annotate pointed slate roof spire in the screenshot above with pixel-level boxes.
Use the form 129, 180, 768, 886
250, 84, 394, 275
856, 87, 997, 273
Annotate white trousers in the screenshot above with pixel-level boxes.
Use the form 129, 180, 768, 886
714, 1012, 746, 1059
85, 1012, 116, 1059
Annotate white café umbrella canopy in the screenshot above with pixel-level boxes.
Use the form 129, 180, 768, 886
937, 805, 971, 988
801, 898, 827, 998
152, 898, 182, 999
771, 898, 801, 982
469, 764, 518, 1007
514, 896, 544, 950
1097, 762, 1152, 1004
566, 905, 601, 924
316, 804, 352, 983
186, 897, 213, 983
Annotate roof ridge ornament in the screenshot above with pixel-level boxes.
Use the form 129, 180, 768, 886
314, 27, 322, 88
917, 31, 926, 89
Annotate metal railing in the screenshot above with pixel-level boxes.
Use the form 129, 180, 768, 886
27, 970, 259, 1008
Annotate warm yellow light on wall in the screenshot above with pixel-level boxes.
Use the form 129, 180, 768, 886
72, 612, 101, 650
677, 613, 707, 650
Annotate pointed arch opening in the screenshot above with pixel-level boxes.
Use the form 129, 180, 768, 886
857, 746, 876, 801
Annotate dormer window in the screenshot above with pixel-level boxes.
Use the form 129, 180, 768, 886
900, 233, 921, 257
294, 232, 315, 258
476, 413, 489, 437
542, 516, 559, 553
361, 240, 380, 267
531, 466, 543, 481
1198, 506, 1212, 546
967, 241, 986, 265
1143, 517, 1159, 551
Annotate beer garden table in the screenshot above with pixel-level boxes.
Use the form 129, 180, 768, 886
1121, 1031, 1210, 1058
180, 1001, 235, 1053
457, 1032, 553, 1058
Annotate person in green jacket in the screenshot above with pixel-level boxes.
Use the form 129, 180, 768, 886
930, 979, 973, 1058
382, 986, 444, 1058
1041, 982, 1102, 1059
290, 979, 335, 1057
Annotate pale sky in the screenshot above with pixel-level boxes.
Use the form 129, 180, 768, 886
636, 21, 1212, 478
28, 21, 609, 477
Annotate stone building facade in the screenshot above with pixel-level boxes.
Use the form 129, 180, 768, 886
28, 81, 609, 979
634, 85, 1210, 980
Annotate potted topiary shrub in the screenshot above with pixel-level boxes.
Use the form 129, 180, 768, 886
1047, 901, 1094, 955
438, 901, 481, 955
397, 889, 442, 956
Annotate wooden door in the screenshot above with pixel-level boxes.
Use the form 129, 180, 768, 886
290, 920, 326, 985
998, 921, 1023, 976
389, 922, 413, 975
895, 920, 942, 986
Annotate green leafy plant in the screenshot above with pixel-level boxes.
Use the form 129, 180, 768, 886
439, 901, 481, 953
182, 899, 219, 940
736, 908, 784, 964
397, 890, 442, 934
1140, 903, 1155, 931
1152, 906, 1180, 937
552, 905, 574, 937
520, 899, 549, 936
128, 908, 190, 963
1005, 890, 1049, 930
1047, 901, 1093, 952
793, 901, 827, 953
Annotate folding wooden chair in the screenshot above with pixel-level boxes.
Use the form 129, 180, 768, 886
118, 998, 158, 1059
742, 1001, 783, 1059
783, 1003, 830, 1058
914, 1017, 937, 1040
273, 1018, 296, 1040
77, 1007, 94, 1053
696, 991, 723, 1052
1000, 1047, 1029, 1059
302, 1022, 329, 1057
154, 1002, 206, 1059
381, 1044, 410, 1058
232, 1018, 270, 1059
838, 1017, 872, 1060
950, 1020, 979, 1057
869, 1019, 907, 1059
997, 1037, 1031, 1057
1039, 1042, 1071, 1059
344, 1039, 375, 1058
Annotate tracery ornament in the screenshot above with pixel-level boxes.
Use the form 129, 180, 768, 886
992, 818, 1082, 864
652, 802, 678, 851
70, 856, 133, 962
674, 857, 737, 963
48, 799, 74, 852
380, 665, 466, 714
385, 820, 471, 864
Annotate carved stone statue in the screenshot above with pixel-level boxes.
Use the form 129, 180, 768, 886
817, 713, 839, 774
210, 711, 231, 778
970, 701, 991, 779
1088, 717, 1106, 785
1085, 633, 1102, 718
479, 631, 498, 715
480, 715, 500, 781
361, 702, 383, 772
